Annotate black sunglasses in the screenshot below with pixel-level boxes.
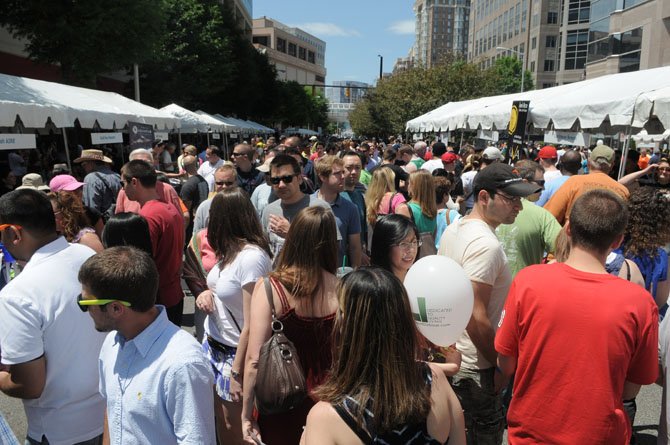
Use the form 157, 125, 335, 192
215, 180, 236, 186
270, 174, 297, 185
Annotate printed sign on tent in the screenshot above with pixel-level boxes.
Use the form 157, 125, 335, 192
128, 121, 155, 150
91, 132, 123, 145
0, 134, 36, 150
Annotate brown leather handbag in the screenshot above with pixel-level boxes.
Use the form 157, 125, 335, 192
254, 277, 307, 415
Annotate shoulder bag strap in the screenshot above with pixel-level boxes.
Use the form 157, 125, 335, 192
446, 208, 451, 226
264, 277, 277, 320
387, 192, 396, 214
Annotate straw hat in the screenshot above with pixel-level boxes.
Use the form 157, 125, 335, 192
73, 149, 112, 164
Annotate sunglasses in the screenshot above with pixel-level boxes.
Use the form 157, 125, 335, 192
77, 293, 131, 312
215, 180, 236, 186
0, 224, 21, 232
270, 174, 297, 185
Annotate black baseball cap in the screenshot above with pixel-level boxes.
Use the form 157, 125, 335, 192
473, 163, 542, 197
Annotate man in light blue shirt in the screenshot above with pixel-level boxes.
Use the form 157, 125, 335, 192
78, 246, 215, 445
535, 149, 582, 207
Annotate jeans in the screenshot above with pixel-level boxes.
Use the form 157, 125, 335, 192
25, 434, 103, 445
451, 367, 505, 445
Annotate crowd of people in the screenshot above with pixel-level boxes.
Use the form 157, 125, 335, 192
0, 133, 668, 445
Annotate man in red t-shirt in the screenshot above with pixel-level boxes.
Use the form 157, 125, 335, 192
495, 189, 658, 445
121, 160, 185, 326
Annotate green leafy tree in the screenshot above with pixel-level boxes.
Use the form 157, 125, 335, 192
489, 56, 534, 94
0, 0, 166, 86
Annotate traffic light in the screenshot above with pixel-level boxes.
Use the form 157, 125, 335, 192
344, 87, 350, 98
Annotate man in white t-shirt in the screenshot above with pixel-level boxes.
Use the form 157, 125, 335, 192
537, 145, 562, 183
197, 145, 225, 187
421, 141, 447, 173
438, 163, 540, 445
0, 189, 105, 445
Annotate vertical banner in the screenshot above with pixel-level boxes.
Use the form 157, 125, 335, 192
128, 121, 155, 150
505, 100, 530, 164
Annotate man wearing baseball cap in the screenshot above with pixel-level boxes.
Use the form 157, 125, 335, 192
536, 145, 561, 183
438, 162, 541, 445
544, 144, 629, 225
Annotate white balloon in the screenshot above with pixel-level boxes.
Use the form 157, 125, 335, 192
404, 255, 474, 347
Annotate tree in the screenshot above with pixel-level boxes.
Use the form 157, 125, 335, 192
0, 0, 166, 85
489, 56, 534, 94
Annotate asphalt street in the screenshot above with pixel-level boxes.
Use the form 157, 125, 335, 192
0, 294, 665, 443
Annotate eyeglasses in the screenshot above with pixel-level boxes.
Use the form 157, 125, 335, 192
658, 167, 670, 173
215, 180, 236, 186
77, 293, 131, 312
0, 224, 21, 232
393, 240, 422, 251
270, 174, 297, 185
495, 191, 522, 205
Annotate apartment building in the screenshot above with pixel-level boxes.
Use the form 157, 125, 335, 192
251, 17, 326, 87
414, 0, 471, 67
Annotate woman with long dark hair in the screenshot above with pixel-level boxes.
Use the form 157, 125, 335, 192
101, 212, 153, 255
242, 206, 339, 445
302, 268, 465, 444
195, 187, 273, 445
370, 214, 461, 376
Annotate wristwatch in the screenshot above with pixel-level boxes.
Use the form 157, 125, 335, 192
231, 370, 241, 379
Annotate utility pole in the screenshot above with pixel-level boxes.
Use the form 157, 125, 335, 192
378, 54, 383, 80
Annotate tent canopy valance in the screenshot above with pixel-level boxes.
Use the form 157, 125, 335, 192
407, 66, 670, 133
0, 73, 179, 130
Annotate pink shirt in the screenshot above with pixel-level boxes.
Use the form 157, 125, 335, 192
115, 180, 183, 215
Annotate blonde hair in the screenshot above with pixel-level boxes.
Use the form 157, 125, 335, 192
366, 167, 396, 225
408, 170, 437, 219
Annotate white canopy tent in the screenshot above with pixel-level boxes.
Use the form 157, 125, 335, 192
160, 103, 227, 133
0, 73, 180, 167
407, 66, 670, 133
283, 127, 318, 136
0, 72, 179, 130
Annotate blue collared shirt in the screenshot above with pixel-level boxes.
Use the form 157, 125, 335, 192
99, 306, 215, 445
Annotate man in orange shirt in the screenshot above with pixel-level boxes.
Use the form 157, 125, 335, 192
544, 145, 629, 225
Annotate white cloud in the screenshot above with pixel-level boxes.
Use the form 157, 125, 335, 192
293, 22, 361, 37
388, 19, 415, 35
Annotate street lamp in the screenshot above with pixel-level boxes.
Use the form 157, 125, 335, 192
377, 54, 383, 80
496, 46, 525, 93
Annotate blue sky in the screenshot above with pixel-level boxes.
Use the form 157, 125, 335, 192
252, 0, 415, 86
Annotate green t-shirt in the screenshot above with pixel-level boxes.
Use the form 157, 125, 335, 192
410, 158, 425, 169
408, 202, 437, 234
360, 169, 372, 186
496, 199, 562, 277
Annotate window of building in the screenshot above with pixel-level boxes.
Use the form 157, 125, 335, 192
308, 51, 315, 64
568, 0, 591, 24
546, 35, 557, 47
288, 42, 297, 57
547, 11, 558, 24
542, 82, 554, 88
253, 36, 269, 46
530, 61, 536, 72
277, 38, 287, 53
315, 75, 325, 83
532, 37, 537, 49
298, 46, 307, 60
515, 3, 520, 36
564, 29, 588, 70
544, 59, 555, 71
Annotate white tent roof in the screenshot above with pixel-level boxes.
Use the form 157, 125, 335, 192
407, 66, 670, 132
194, 110, 238, 132
283, 127, 318, 136
160, 103, 228, 133
0, 73, 179, 129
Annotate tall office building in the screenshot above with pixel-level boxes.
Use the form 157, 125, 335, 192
325, 81, 370, 104
585, 0, 670, 79
468, 0, 565, 89
554, 0, 590, 85
223, 0, 253, 39
251, 17, 326, 87
414, 0, 471, 67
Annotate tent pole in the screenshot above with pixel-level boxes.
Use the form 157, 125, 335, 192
223, 132, 229, 160
618, 126, 632, 180
207, 132, 210, 146
178, 129, 182, 148
459, 130, 464, 149
62, 128, 72, 171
